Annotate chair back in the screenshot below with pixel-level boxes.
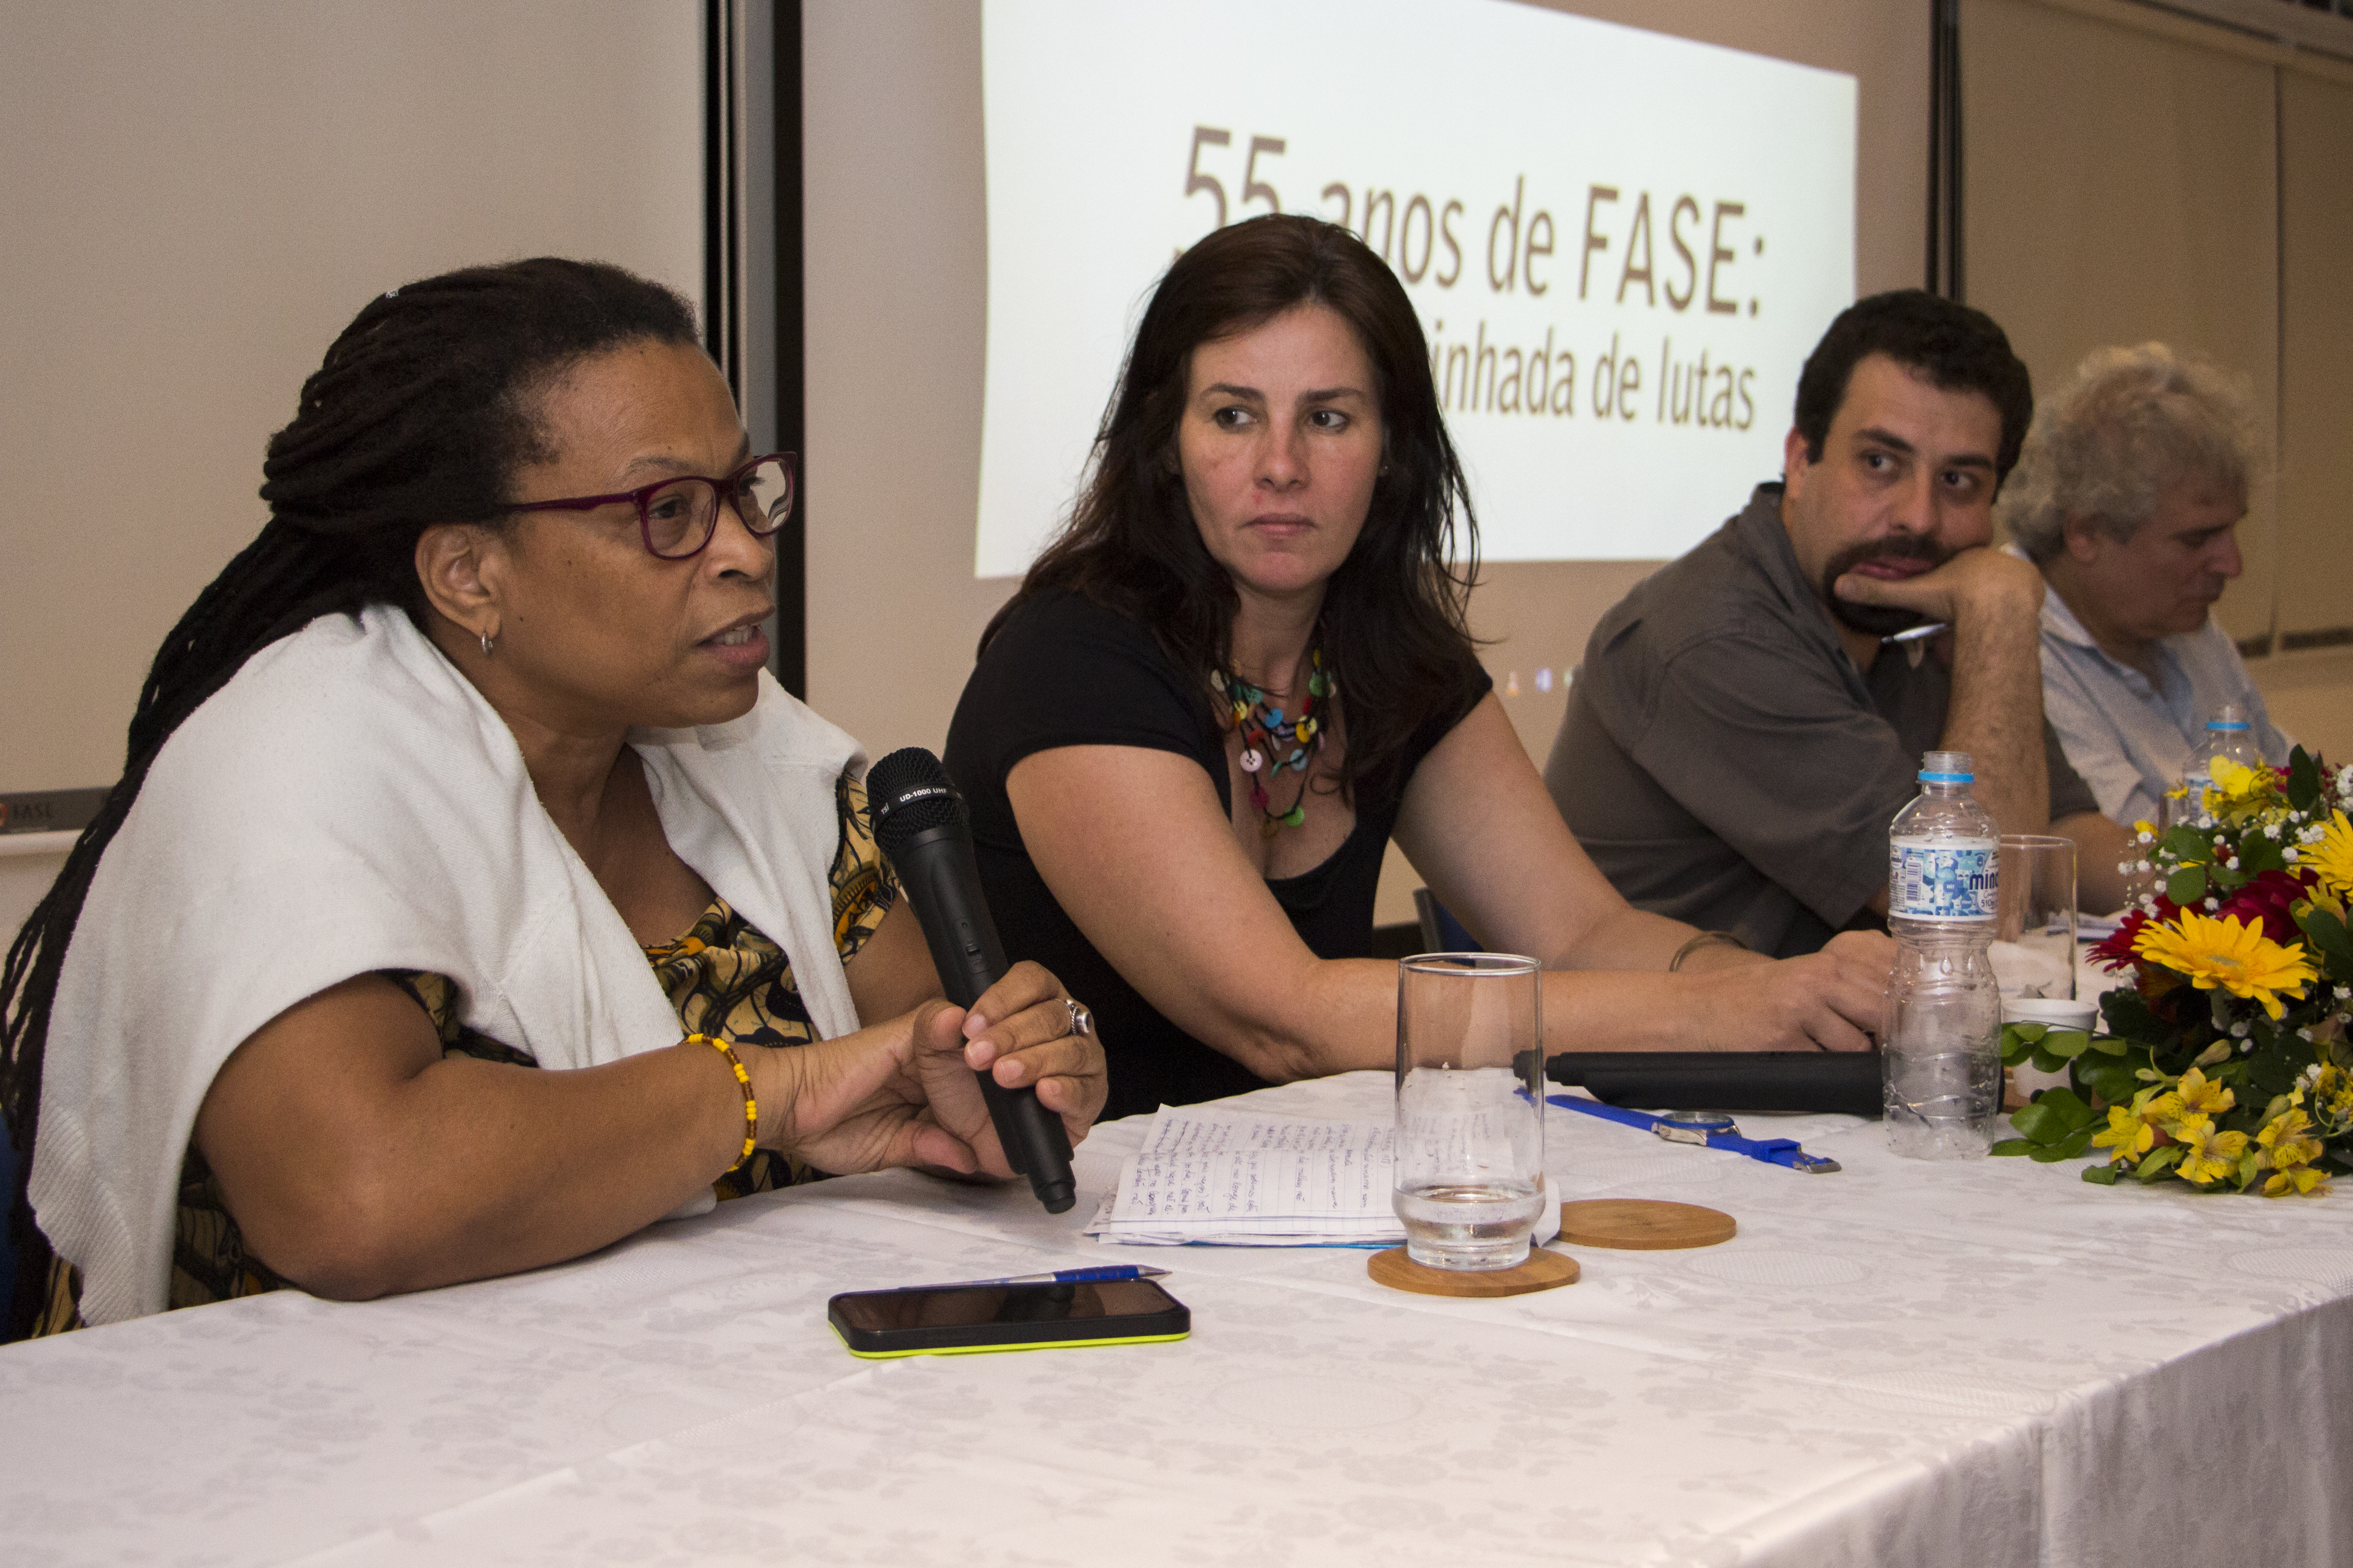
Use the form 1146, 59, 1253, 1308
1410, 888, 1483, 954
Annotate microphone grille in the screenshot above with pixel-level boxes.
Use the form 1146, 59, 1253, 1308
866, 746, 967, 853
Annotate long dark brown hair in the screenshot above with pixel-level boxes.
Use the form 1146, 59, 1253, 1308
1, 259, 699, 1338
982, 214, 1481, 807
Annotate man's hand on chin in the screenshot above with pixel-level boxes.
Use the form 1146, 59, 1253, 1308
1834, 543, 2044, 631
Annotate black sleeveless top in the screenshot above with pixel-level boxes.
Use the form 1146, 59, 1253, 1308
944, 589, 1490, 1120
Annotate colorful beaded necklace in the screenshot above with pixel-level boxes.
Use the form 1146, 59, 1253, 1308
1211, 648, 1333, 837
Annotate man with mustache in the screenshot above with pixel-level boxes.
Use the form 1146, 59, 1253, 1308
1545, 291, 2116, 959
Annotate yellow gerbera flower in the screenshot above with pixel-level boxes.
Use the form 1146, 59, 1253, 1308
2091, 1105, 2156, 1164
2263, 1166, 2330, 1197
2256, 1107, 2323, 1171
2132, 909, 2318, 1021
2173, 1067, 2234, 1118
2309, 811, 2353, 901
2171, 1113, 2249, 1185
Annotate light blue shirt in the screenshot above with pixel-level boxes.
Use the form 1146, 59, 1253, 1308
2036, 586, 2293, 827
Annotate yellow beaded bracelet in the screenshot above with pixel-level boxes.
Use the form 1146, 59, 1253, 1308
690, 1032, 758, 1173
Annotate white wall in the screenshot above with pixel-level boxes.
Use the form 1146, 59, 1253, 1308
0, 1, 703, 795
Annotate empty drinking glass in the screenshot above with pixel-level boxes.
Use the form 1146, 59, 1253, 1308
1992, 834, 2077, 999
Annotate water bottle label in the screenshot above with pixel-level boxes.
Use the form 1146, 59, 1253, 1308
1890, 837, 1997, 921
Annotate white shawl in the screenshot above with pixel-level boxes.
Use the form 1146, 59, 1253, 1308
31, 606, 866, 1325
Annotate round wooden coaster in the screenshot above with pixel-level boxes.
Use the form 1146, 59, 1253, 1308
1558, 1199, 1736, 1250
1367, 1245, 1580, 1297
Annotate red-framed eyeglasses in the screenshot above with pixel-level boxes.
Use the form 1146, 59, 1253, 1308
506, 452, 796, 560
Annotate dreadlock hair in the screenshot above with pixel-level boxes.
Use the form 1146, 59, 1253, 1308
1, 258, 697, 1338
982, 213, 1482, 812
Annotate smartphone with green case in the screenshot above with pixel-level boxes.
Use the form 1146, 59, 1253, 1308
827, 1277, 1190, 1358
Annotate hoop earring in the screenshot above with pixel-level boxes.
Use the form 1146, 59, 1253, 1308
479, 630, 496, 656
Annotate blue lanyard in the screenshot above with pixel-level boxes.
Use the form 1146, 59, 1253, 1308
1545, 1095, 1842, 1174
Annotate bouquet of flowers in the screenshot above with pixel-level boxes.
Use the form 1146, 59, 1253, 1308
1993, 747, 2353, 1194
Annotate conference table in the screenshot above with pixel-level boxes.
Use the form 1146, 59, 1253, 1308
5, 1071, 2348, 1566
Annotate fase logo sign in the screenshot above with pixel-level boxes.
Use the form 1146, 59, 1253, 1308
979, 0, 1854, 571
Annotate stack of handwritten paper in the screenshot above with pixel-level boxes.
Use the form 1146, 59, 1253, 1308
1084, 1104, 1403, 1247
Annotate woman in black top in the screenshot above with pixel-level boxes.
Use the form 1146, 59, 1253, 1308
946, 216, 1890, 1120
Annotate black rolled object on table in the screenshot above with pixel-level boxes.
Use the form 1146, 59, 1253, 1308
1544, 1051, 1885, 1118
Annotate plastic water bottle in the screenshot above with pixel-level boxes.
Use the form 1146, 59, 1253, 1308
2204, 703, 2262, 773
2193, 710, 2268, 804
1883, 750, 2002, 1159
2171, 704, 2261, 828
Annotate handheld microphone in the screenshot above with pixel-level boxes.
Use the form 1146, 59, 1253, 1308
866, 747, 1077, 1214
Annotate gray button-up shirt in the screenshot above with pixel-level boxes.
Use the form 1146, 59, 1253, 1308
2035, 584, 2292, 828
1547, 484, 2098, 959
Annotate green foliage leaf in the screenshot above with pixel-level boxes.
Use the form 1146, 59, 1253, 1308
2042, 1028, 2091, 1060
2076, 1058, 2141, 1106
2083, 1163, 2121, 1185
1990, 1138, 2032, 1156
2030, 1045, 2071, 1074
2030, 1128, 2095, 1162
1999, 1022, 2046, 1066
2294, 902, 2353, 978
2088, 1034, 2130, 1056
2009, 1102, 2065, 1143
2239, 834, 2286, 876
2162, 822, 2212, 861
2135, 1146, 2181, 1182
2032, 1087, 2097, 1130
2245, 1052, 2306, 1104
2287, 745, 2323, 811
2101, 987, 2169, 1044
2167, 865, 2209, 905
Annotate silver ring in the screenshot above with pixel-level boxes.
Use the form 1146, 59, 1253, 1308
1063, 997, 1095, 1039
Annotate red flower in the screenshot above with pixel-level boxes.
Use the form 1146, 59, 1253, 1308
2213, 868, 2317, 948
2090, 901, 2169, 971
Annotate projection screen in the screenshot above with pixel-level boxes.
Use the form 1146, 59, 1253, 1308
976, 0, 1856, 576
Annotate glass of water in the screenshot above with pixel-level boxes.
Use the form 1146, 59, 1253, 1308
1992, 834, 2077, 999
1394, 953, 1545, 1270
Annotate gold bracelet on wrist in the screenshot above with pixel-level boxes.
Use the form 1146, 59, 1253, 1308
690, 1032, 758, 1172
1668, 930, 1748, 973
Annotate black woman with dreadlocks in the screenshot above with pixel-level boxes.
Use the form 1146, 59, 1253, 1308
2, 259, 1103, 1336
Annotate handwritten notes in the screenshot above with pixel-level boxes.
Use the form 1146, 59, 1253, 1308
1084, 1104, 1404, 1246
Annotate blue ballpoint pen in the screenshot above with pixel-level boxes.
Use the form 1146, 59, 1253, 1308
890, 1265, 1171, 1292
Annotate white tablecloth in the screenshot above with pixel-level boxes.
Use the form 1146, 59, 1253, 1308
4, 1072, 2348, 1566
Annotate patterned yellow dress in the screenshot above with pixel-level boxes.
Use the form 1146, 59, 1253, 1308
30, 767, 897, 1335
